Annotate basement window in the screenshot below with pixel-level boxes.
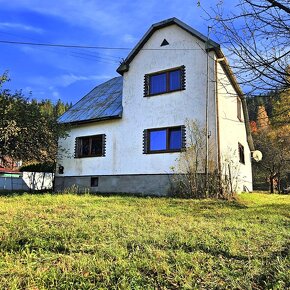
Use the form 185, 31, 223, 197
143, 126, 186, 154
144, 66, 186, 97
238, 143, 245, 164
75, 134, 106, 158
91, 177, 99, 187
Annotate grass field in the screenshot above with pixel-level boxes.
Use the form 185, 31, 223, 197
0, 193, 289, 289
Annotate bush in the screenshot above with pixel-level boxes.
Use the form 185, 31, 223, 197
20, 162, 54, 173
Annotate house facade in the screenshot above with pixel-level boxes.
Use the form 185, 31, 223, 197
55, 18, 254, 195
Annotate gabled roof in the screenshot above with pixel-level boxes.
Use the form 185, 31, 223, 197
58, 77, 123, 125
115, 17, 254, 150
116, 17, 242, 96
58, 18, 254, 150
116, 17, 220, 75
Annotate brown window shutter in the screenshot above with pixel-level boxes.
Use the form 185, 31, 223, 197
102, 134, 106, 156
181, 125, 186, 150
143, 129, 148, 154
181, 65, 186, 90
143, 74, 149, 97
74, 137, 80, 158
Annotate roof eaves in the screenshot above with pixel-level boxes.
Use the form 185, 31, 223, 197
212, 47, 243, 98
213, 47, 255, 151
63, 113, 122, 126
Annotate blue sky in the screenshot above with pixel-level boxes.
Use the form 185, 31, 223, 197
0, 0, 236, 104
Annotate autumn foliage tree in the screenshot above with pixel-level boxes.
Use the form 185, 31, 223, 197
250, 90, 290, 193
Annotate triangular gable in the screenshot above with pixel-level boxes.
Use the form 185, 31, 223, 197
116, 17, 219, 75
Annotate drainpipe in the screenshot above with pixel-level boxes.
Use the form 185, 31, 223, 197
205, 27, 212, 194
241, 97, 255, 151
215, 57, 222, 184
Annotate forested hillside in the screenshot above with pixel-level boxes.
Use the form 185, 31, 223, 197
247, 89, 290, 192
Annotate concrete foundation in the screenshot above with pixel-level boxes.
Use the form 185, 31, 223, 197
54, 174, 175, 196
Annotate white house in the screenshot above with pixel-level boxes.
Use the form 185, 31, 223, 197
55, 18, 254, 195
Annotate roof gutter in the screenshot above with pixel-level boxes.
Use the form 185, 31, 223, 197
59, 114, 122, 126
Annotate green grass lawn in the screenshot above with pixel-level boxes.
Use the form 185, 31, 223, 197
0, 193, 289, 289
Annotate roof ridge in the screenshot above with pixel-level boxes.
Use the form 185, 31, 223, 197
116, 17, 219, 75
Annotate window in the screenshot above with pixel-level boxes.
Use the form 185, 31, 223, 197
75, 134, 106, 158
143, 126, 185, 154
91, 177, 99, 187
144, 66, 186, 97
238, 143, 245, 164
237, 97, 242, 121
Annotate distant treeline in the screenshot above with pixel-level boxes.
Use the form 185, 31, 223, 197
37, 99, 72, 118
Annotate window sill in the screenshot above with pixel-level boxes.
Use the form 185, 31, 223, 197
145, 88, 184, 97
146, 149, 182, 154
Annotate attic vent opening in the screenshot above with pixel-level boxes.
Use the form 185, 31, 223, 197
160, 39, 169, 46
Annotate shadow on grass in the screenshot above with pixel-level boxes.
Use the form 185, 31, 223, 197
251, 242, 289, 289
0, 190, 251, 212
166, 198, 248, 211
0, 189, 55, 197
170, 241, 250, 261
245, 203, 290, 214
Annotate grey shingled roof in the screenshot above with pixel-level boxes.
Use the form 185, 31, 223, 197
58, 77, 123, 124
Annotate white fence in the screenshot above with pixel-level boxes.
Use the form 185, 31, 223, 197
0, 172, 54, 191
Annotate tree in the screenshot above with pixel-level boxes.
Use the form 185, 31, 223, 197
204, 1, 290, 192
206, 0, 290, 95
253, 126, 290, 193
0, 73, 69, 169
256, 105, 270, 130
249, 90, 290, 193
171, 120, 208, 198
271, 88, 290, 126
171, 120, 237, 199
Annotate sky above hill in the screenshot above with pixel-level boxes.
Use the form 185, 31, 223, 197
0, 0, 237, 104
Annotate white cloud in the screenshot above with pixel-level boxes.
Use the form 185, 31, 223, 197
122, 34, 138, 44
60, 74, 112, 87
0, 0, 208, 47
0, 22, 44, 33
51, 90, 60, 98
30, 73, 112, 88
0, 0, 221, 40
0, 0, 124, 34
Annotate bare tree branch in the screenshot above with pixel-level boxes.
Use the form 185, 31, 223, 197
266, 0, 290, 14
205, 0, 290, 95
